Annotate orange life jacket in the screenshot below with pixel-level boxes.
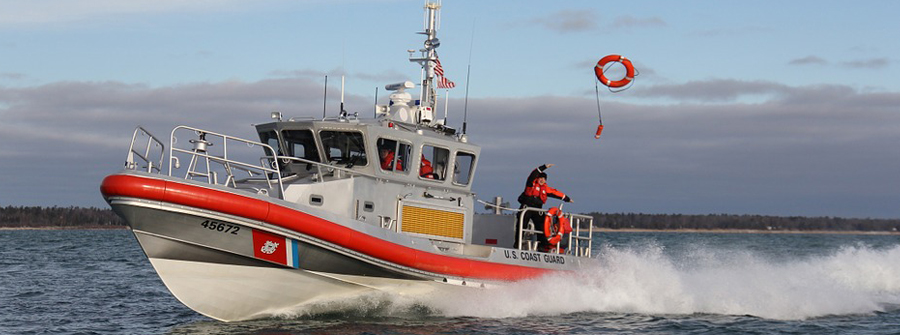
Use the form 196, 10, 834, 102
523, 180, 565, 205
380, 151, 403, 171
420, 157, 434, 178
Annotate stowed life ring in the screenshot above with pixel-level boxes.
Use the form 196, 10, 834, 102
594, 54, 635, 88
543, 207, 572, 252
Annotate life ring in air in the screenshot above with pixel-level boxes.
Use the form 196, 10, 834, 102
594, 54, 635, 88
543, 207, 571, 252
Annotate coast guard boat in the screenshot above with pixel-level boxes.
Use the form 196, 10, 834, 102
101, 1, 594, 321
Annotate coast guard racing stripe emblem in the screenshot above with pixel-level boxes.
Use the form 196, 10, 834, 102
252, 229, 299, 268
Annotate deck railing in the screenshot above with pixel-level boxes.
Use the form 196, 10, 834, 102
517, 206, 593, 257
124, 125, 427, 200
125, 126, 165, 173
167, 126, 285, 196
123, 126, 285, 197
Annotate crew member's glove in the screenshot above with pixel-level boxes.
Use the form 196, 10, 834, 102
563, 195, 572, 202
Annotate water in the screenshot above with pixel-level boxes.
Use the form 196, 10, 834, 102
2, 229, 899, 334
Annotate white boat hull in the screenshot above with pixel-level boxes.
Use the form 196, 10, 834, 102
104, 172, 584, 321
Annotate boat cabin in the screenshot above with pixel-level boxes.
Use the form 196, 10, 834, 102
250, 117, 492, 253
254, 118, 478, 192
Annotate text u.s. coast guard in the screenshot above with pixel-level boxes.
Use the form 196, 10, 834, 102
502, 250, 565, 264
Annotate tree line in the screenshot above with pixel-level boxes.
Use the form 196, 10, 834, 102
587, 212, 900, 233
2, 206, 899, 232
0, 206, 124, 228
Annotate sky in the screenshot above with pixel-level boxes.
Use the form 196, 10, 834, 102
1, 0, 899, 219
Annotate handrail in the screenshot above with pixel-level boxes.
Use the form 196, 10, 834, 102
167, 126, 284, 197
517, 206, 593, 258
125, 126, 165, 173
268, 155, 373, 182
476, 198, 518, 212
154, 125, 470, 201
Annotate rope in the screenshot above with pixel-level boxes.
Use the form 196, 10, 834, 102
602, 62, 638, 93
595, 79, 603, 124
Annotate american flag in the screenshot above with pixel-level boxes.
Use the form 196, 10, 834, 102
438, 76, 455, 89
434, 56, 455, 89
434, 58, 445, 76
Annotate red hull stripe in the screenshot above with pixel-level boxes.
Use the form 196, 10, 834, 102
101, 174, 553, 281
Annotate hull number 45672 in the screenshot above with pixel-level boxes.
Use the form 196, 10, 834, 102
200, 220, 240, 235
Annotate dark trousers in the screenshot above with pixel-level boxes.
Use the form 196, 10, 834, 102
515, 206, 548, 249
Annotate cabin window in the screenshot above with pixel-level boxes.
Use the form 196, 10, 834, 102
319, 130, 367, 167
282, 130, 320, 163
258, 131, 281, 156
257, 130, 285, 173
453, 152, 476, 185
377, 138, 410, 173
420, 145, 450, 181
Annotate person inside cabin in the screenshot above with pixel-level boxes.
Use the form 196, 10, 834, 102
420, 156, 435, 179
516, 164, 572, 250
380, 147, 398, 170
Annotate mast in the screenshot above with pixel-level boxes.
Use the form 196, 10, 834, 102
380, 1, 445, 127
409, 0, 441, 113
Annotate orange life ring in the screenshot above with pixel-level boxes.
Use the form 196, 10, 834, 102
543, 207, 564, 248
594, 54, 635, 88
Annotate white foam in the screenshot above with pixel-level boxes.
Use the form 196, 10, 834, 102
414, 243, 900, 320
274, 243, 900, 321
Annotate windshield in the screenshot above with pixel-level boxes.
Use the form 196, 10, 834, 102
320, 130, 367, 167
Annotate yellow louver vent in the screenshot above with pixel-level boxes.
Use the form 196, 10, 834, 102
401, 205, 464, 239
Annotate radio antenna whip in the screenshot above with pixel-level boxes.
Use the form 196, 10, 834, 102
321, 75, 328, 119
462, 19, 475, 135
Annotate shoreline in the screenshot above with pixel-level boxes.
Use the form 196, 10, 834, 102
0, 225, 128, 231
2, 225, 897, 235
596, 228, 900, 235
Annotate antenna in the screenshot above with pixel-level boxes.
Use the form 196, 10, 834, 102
462, 63, 470, 135
443, 89, 449, 123
323, 75, 328, 119
373, 87, 379, 118
340, 75, 346, 118
462, 19, 475, 135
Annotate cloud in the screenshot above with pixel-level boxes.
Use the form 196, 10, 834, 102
528, 10, 665, 34
352, 70, 411, 83
609, 15, 667, 29
633, 79, 789, 102
788, 56, 828, 66
690, 26, 771, 38
530, 10, 599, 33
461, 84, 900, 218
0, 0, 248, 26
1, 72, 24, 79
2, 77, 899, 218
0, 78, 359, 155
841, 58, 891, 69
0, 76, 371, 206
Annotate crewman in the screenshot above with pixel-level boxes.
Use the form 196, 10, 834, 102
516, 164, 572, 249
380, 147, 396, 170
379, 147, 403, 171
420, 156, 435, 179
